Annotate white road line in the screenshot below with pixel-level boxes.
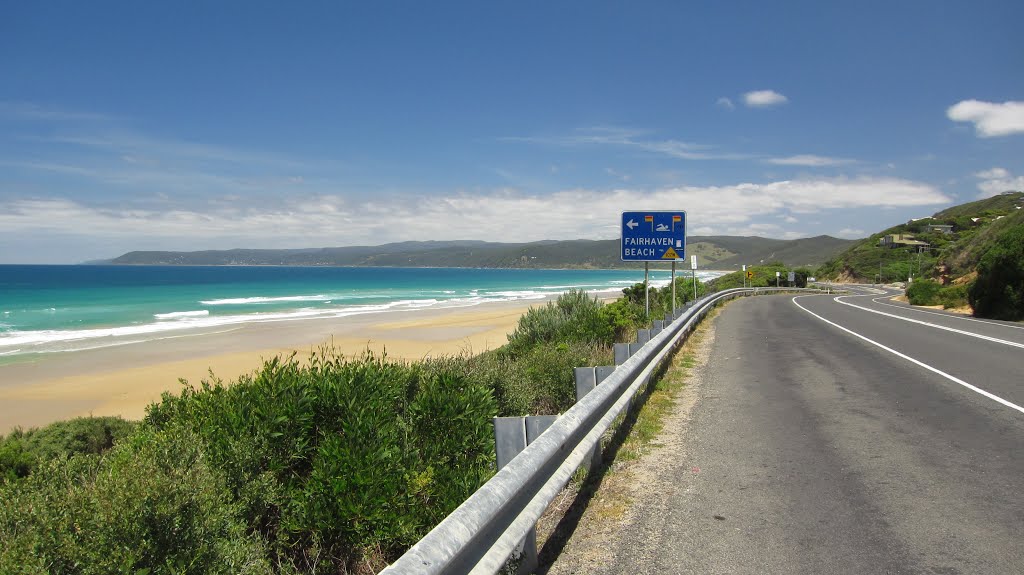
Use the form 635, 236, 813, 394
868, 296, 1024, 331
792, 296, 1024, 415
834, 296, 1024, 350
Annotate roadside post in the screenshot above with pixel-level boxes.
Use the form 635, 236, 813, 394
690, 254, 698, 301
671, 260, 676, 314
644, 263, 649, 317
788, 271, 795, 287
776, 270, 780, 288
742, 264, 747, 288
621, 210, 687, 317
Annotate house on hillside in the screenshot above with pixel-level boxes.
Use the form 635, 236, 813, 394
925, 224, 953, 234
879, 233, 929, 249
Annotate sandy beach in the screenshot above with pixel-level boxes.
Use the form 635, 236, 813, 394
0, 299, 539, 433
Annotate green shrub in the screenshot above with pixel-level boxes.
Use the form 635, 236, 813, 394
969, 223, 1024, 320
937, 284, 969, 309
0, 416, 138, 482
600, 298, 646, 342
506, 289, 613, 352
906, 279, 942, 305
141, 350, 500, 572
0, 432, 35, 483
426, 340, 611, 417
0, 426, 270, 575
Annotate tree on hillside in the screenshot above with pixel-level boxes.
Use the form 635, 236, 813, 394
968, 224, 1024, 321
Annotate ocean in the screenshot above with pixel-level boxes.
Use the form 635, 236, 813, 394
0, 265, 723, 361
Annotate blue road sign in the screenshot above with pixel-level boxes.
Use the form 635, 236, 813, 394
621, 210, 686, 261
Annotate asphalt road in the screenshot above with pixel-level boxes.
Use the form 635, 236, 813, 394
557, 291, 1023, 575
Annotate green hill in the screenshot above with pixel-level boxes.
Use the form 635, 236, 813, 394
817, 192, 1024, 284
109, 235, 853, 270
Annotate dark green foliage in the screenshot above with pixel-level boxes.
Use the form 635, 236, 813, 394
506, 289, 614, 352
906, 279, 943, 305
969, 222, 1024, 320
428, 341, 611, 417
705, 263, 804, 291
598, 277, 707, 340
936, 284, 969, 309
0, 416, 137, 482
0, 426, 271, 575
142, 351, 498, 572
0, 434, 35, 483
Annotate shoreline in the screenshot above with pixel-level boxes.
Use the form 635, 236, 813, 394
0, 299, 543, 433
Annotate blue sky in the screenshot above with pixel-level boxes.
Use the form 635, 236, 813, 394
2, 1, 1022, 263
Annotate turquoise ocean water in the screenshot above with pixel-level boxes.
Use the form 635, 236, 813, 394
0, 265, 722, 361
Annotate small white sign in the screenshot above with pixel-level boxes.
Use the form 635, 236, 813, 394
690, 255, 697, 270
742, 264, 746, 271
776, 271, 781, 277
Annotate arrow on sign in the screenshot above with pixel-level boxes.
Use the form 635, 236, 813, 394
625, 219, 638, 230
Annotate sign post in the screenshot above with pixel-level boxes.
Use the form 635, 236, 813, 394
788, 271, 795, 286
671, 261, 676, 314
742, 264, 747, 289
776, 270, 781, 288
644, 263, 649, 317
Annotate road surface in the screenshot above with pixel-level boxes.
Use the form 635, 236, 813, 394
547, 289, 1023, 575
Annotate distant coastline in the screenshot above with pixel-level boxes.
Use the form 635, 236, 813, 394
101, 235, 853, 269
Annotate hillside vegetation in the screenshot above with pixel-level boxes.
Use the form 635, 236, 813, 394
818, 191, 1024, 320
108, 235, 853, 270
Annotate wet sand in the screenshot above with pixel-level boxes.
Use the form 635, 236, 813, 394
0, 300, 538, 432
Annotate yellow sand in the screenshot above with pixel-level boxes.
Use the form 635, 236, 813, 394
0, 301, 537, 432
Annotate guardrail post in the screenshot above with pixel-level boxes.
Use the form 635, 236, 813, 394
574, 367, 606, 474
614, 343, 630, 365
494, 417, 527, 471
651, 319, 664, 336
492, 415, 557, 574
629, 329, 651, 356
574, 367, 597, 403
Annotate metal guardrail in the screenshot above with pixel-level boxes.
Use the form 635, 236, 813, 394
381, 287, 817, 575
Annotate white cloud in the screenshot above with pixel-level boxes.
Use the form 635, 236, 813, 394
947, 100, 1024, 137
765, 154, 855, 167
974, 166, 1024, 198
504, 126, 750, 161
716, 97, 735, 110
0, 176, 951, 262
975, 167, 1008, 179
743, 90, 788, 108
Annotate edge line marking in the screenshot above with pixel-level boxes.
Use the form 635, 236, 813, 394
867, 295, 1024, 331
792, 296, 1024, 415
834, 296, 1024, 350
